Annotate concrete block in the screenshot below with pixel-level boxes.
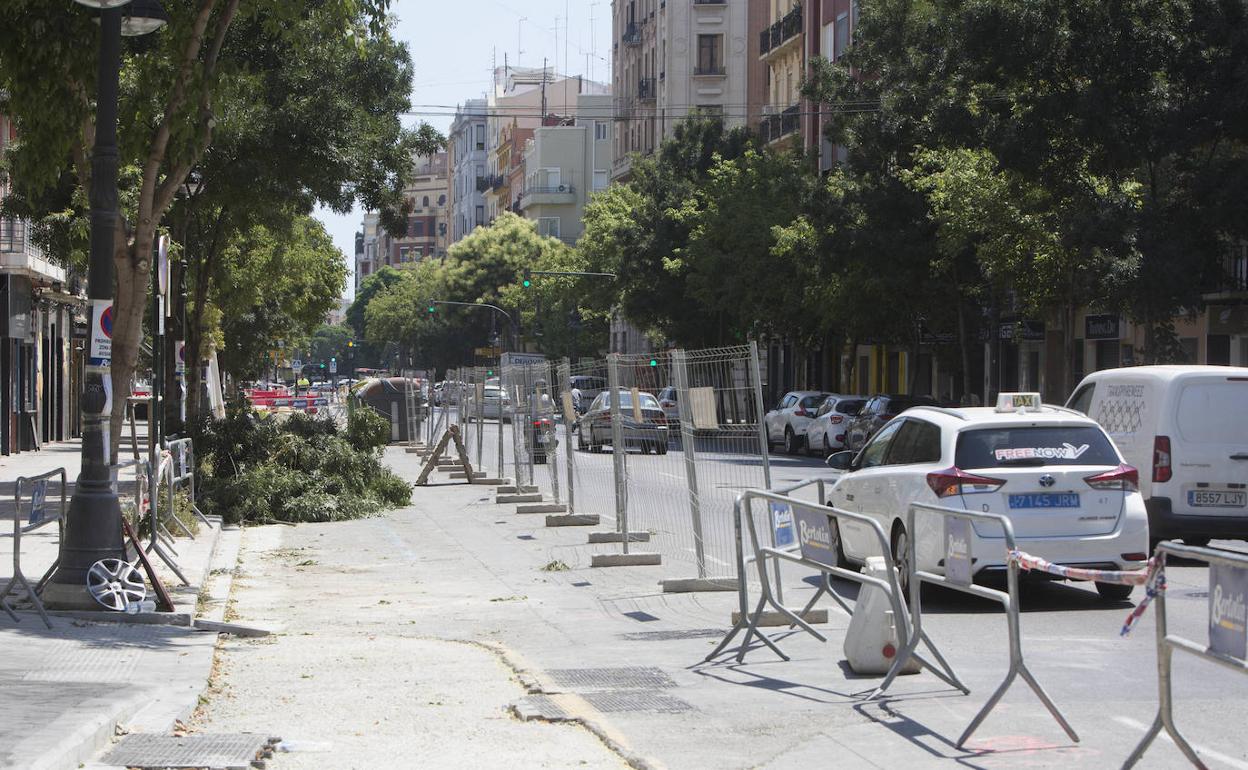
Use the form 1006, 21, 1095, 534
591, 552, 662, 568
496, 493, 543, 504
496, 485, 538, 494
730, 608, 829, 627
545, 514, 601, 527
587, 531, 650, 544
471, 477, 507, 485
516, 503, 567, 514
660, 577, 739, 593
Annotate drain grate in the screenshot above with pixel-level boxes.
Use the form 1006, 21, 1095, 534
546, 666, 676, 690
582, 690, 693, 714
102, 733, 276, 769
619, 628, 724, 641
512, 694, 573, 722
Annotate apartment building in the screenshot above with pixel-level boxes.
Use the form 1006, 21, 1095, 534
0, 111, 82, 453
611, 0, 761, 181
448, 99, 488, 242
486, 121, 534, 221
517, 94, 615, 244
354, 212, 381, 289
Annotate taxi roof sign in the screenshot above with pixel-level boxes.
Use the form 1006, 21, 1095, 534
995, 392, 1043, 413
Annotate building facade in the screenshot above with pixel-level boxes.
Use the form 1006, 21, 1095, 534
448, 99, 488, 243
611, 0, 762, 180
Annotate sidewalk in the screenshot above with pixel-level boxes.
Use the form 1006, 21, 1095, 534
0, 439, 229, 770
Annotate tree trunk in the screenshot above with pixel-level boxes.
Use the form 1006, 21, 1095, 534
108, 226, 153, 464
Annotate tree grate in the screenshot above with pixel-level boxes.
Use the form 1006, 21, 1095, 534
102, 733, 277, 769
546, 666, 676, 690
619, 629, 724, 641
582, 690, 693, 714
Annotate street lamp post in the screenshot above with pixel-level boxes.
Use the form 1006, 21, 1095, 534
43, 0, 168, 610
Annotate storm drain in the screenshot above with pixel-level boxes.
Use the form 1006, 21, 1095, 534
546, 666, 676, 691
582, 691, 693, 714
512, 694, 573, 722
619, 629, 724, 642
102, 733, 278, 769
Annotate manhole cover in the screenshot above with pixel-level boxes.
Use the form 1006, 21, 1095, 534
102, 734, 275, 769
620, 629, 724, 641
582, 690, 693, 713
512, 694, 572, 722
546, 666, 676, 690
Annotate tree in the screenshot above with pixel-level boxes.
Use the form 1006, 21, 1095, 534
0, 0, 409, 457
309, 324, 355, 371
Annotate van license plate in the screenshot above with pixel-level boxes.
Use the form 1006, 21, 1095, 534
1188, 490, 1248, 508
1009, 493, 1081, 509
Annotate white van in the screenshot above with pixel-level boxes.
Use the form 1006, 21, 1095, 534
1065, 365, 1248, 546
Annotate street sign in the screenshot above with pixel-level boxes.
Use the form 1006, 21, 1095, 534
175, 341, 187, 374
329, 359, 337, 374
89, 299, 113, 366
291, 359, 302, 370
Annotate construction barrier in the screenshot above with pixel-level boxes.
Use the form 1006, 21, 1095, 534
893, 502, 1079, 747
1, 468, 67, 627
1123, 541, 1248, 769
705, 485, 964, 701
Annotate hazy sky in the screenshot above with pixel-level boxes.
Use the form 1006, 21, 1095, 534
317, 0, 615, 299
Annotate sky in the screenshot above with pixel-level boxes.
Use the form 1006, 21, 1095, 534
316, 0, 615, 300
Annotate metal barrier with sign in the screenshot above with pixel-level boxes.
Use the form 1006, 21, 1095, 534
1124, 541, 1248, 769
706, 487, 964, 700
1, 468, 68, 627
895, 502, 1079, 747
165, 438, 212, 528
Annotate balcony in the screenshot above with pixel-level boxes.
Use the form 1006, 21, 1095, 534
520, 185, 576, 209
638, 77, 657, 101
1206, 248, 1248, 295
693, 64, 726, 77
622, 22, 641, 46
0, 217, 65, 283
760, 5, 803, 57
759, 104, 801, 144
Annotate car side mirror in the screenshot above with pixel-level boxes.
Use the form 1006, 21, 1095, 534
826, 450, 855, 471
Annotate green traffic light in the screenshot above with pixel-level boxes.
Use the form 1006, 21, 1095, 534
487, 369, 494, 376
522, 279, 531, 288
427, 305, 436, 313
649, 358, 658, 367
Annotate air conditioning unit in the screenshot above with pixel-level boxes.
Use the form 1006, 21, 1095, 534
557, 184, 567, 192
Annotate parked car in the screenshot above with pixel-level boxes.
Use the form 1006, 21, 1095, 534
845, 393, 941, 451
576, 389, 669, 454
805, 395, 867, 456
568, 375, 608, 414
826, 393, 1149, 600
657, 386, 681, 424
1066, 365, 1248, 547
765, 391, 834, 455
464, 385, 512, 421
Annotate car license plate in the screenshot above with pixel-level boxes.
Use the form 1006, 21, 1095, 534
1008, 493, 1081, 509
1188, 490, 1248, 508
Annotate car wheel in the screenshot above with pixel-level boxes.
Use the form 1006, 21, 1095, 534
1095, 581, 1134, 601
784, 427, 800, 455
892, 526, 912, 598
828, 517, 855, 571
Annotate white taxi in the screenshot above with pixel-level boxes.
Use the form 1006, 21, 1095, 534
825, 393, 1150, 600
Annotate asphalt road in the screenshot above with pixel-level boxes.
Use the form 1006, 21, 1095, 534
420, 410, 1248, 768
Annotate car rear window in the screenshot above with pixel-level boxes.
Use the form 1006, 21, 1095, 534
1177, 381, 1248, 444
800, 395, 827, 408
837, 399, 865, 414
607, 392, 660, 409
955, 426, 1120, 468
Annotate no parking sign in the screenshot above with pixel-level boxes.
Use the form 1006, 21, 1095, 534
89, 300, 113, 366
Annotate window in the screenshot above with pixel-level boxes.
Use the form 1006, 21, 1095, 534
537, 217, 561, 238
834, 13, 850, 60
475, 124, 485, 150
474, 206, 485, 226
696, 34, 723, 74
438, 194, 446, 206
412, 220, 425, 237
594, 121, 609, 141
593, 170, 609, 191
1067, 384, 1095, 415
398, 246, 410, 262
858, 420, 904, 469
955, 426, 1119, 469
422, 196, 430, 207
885, 419, 943, 465
475, 165, 485, 180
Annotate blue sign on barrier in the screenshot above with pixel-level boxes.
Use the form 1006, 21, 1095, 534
795, 506, 836, 565
769, 501, 796, 549
1210, 563, 1248, 661
28, 479, 48, 526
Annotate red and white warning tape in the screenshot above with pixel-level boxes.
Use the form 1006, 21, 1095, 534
1006, 548, 1167, 636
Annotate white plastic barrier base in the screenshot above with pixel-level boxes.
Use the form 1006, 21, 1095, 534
845, 557, 921, 676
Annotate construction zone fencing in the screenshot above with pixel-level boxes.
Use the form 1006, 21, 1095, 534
1, 468, 67, 626
1124, 541, 1248, 769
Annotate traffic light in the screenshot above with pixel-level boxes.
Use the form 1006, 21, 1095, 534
319, 363, 325, 369
347, 340, 354, 348
649, 358, 659, 367
427, 303, 436, 314
487, 369, 494, 376
521, 269, 532, 288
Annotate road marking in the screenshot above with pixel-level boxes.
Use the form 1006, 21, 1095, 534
1113, 716, 1248, 769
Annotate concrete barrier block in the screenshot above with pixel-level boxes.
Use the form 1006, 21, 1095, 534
496, 493, 543, 504
590, 552, 662, 568
496, 485, 538, 494
730, 608, 829, 627
516, 503, 567, 514
587, 531, 650, 544
660, 577, 739, 593
545, 514, 600, 527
